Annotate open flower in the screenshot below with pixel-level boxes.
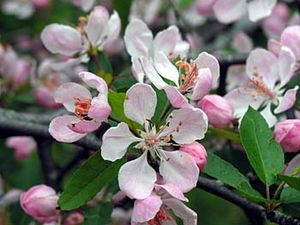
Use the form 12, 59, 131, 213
49, 71, 111, 143
131, 180, 197, 225
124, 18, 189, 85
225, 47, 298, 127
41, 6, 120, 63
101, 83, 207, 200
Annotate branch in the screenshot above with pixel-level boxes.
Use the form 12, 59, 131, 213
197, 177, 300, 225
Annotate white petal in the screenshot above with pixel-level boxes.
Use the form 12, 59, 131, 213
278, 47, 296, 87
248, 0, 276, 22
101, 122, 141, 161
153, 26, 180, 56
124, 83, 157, 125
213, 0, 247, 24
274, 86, 299, 114
118, 151, 156, 199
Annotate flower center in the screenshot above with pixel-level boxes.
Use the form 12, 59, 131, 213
145, 135, 159, 148
176, 60, 199, 93
74, 98, 91, 119
42, 73, 60, 90
147, 209, 173, 225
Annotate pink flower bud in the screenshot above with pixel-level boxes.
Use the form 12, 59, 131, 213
63, 212, 84, 225
198, 95, 234, 128
20, 185, 60, 223
33, 0, 51, 9
180, 142, 207, 170
274, 119, 300, 153
195, 0, 216, 16
6, 136, 36, 160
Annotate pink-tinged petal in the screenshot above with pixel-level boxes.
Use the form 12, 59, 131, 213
79, 0, 95, 11
163, 198, 197, 225
124, 83, 157, 125
213, 0, 247, 24
41, 24, 82, 56
132, 56, 145, 83
191, 68, 213, 101
34, 86, 60, 109
101, 122, 141, 161
284, 154, 300, 175
156, 183, 186, 201
6, 137, 36, 160
260, 103, 277, 127
278, 47, 296, 87
118, 151, 156, 199
163, 86, 190, 109
225, 87, 265, 118
124, 19, 153, 57
154, 52, 179, 86
153, 26, 180, 56
54, 82, 91, 112
246, 48, 278, 89
281, 26, 300, 60
196, 0, 217, 16
274, 86, 299, 114
106, 11, 121, 44
267, 39, 281, 57
49, 115, 86, 143
174, 40, 190, 58
233, 32, 253, 53
160, 108, 208, 144
86, 6, 109, 46
67, 119, 100, 134
226, 65, 248, 91
88, 95, 111, 121
79, 71, 108, 95
139, 56, 167, 89
194, 52, 219, 86
132, 192, 162, 223
159, 151, 199, 193
248, 0, 276, 22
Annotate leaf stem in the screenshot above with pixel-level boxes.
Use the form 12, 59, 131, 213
209, 127, 241, 143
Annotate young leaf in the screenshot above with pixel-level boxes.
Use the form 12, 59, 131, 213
99, 52, 113, 74
281, 187, 300, 203
59, 152, 126, 210
279, 175, 300, 191
203, 152, 265, 202
240, 107, 284, 186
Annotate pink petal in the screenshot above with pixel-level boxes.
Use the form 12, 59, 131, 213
163, 86, 190, 109
139, 56, 167, 89
154, 51, 179, 86
284, 154, 300, 175
124, 19, 153, 57
278, 47, 296, 87
132, 56, 145, 83
194, 52, 219, 86
246, 48, 278, 89
281, 25, 300, 60
105, 11, 121, 45
132, 192, 162, 223
54, 82, 91, 112
49, 115, 86, 143
41, 24, 82, 56
159, 151, 199, 193
156, 183, 186, 201
213, 0, 247, 24
267, 39, 282, 56
88, 94, 111, 121
163, 198, 197, 225
101, 122, 141, 161
233, 32, 253, 53
248, 0, 276, 22
67, 119, 100, 134
160, 108, 208, 144
274, 86, 299, 114
118, 151, 156, 199
86, 6, 109, 46
191, 68, 213, 101
79, 71, 108, 95
153, 26, 180, 56
124, 83, 157, 125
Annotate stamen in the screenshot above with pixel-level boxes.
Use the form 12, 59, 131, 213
147, 209, 173, 225
74, 98, 92, 119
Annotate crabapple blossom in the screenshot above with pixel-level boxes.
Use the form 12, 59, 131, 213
226, 65, 249, 91
124, 18, 189, 85
180, 142, 207, 170
225, 47, 298, 127
71, 0, 95, 12
0, 189, 23, 207
198, 95, 234, 128
274, 119, 300, 153
49, 71, 111, 143
101, 83, 207, 200
41, 6, 120, 63
195, 0, 216, 16
20, 185, 60, 223
232, 32, 253, 54
63, 212, 84, 225
5, 136, 36, 160
130, 0, 161, 25
284, 154, 300, 176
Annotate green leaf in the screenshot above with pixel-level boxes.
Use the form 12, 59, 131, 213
240, 107, 284, 186
83, 202, 113, 225
108, 90, 141, 130
279, 175, 300, 191
99, 52, 113, 74
203, 152, 265, 202
58, 152, 126, 210
178, 0, 194, 9
112, 0, 132, 34
281, 187, 300, 203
